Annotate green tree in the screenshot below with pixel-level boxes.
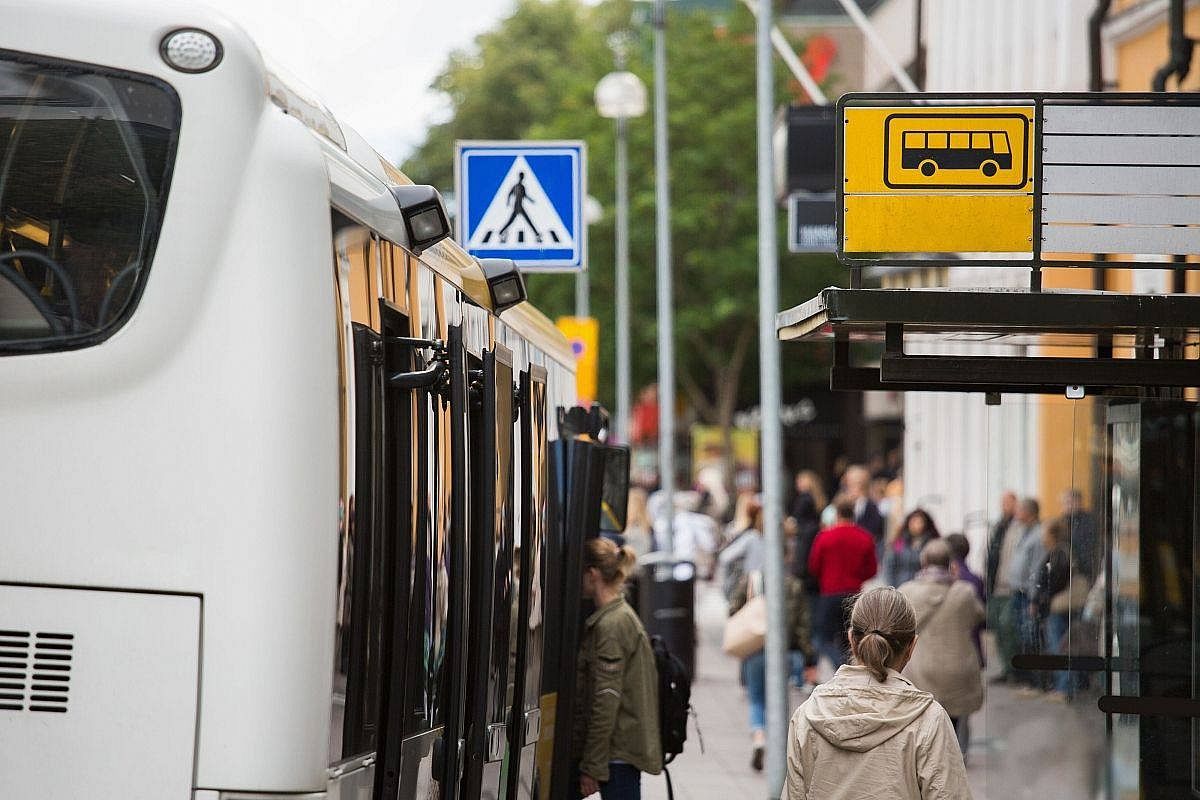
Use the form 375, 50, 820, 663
404, 0, 843, 476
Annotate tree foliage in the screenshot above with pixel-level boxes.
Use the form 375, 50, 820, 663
404, 0, 844, 425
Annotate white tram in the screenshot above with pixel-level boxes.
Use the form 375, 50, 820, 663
0, 3, 618, 798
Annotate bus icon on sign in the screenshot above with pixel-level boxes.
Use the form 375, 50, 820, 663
902, 130, 1011, 177
883, 112, 1030, 189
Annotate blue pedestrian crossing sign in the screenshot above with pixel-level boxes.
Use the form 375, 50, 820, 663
455, 140, 587, 271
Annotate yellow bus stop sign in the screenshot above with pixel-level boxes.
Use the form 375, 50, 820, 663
555, 316, 599, 405
842, 105, 1034, 255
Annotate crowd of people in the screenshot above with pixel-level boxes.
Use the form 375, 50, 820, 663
574, 452, 1104, 798
655, 454, 1103, 782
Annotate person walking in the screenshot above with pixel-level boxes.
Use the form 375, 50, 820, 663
944, 533, 985, 666
785, 470, 826, 595
573, 538, 661, 799
782, 587, 972, 799
987, 493, 1033, 685
652, 490, 717, 565
883, 509, 940, 587
1033, 517, 1087, 702
727, 508, 819, 772
1060, 488, 1099, 581
807, 496, 878, 670
898, 540, 985, 756
843, 464, 886, 547
717, 491, 762, 600
1006, 498, 1045, 691
985, 490, 1018, 598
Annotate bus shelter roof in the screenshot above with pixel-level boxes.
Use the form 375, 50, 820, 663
776, 287, 1200, 395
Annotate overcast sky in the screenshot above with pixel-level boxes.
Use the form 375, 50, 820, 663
203, 0, 516, 163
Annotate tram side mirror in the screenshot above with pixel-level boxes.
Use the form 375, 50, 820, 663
598, 445, 630, 533
391, 185, 451, 255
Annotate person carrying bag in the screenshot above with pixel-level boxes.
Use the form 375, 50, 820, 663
723, 570, 767, 658
724, 561, 817, 772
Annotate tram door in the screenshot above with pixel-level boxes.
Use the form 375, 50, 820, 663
462, 345, 517, 800
439, 324, 473, 800
1100, 401, 1197, 799
506, 368, 550, 800
374, 302, 450, 800
542, 436, 607, 800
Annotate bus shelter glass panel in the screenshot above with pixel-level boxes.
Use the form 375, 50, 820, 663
967, 395, 1108, 799
1100, 400, 1198, 800
948, 395, 1200, 799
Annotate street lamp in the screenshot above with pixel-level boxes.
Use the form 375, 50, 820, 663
595, 65, 647, 447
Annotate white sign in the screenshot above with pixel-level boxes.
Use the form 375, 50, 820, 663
1040, 104, 1200, 257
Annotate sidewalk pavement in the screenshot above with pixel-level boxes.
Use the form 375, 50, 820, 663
640, 581, 1103, 800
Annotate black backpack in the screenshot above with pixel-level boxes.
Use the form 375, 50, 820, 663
651, 634, 699, 799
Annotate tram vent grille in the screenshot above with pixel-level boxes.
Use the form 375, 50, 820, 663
0, 630, 73, 713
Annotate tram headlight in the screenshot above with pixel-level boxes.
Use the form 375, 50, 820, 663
391, 185, 451, 255
479, 258, 527, 314
160, 29, 223, 73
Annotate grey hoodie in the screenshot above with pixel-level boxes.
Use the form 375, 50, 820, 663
783, 665, 972, 800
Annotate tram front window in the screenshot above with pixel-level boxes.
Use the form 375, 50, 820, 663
0, 53, 179, 350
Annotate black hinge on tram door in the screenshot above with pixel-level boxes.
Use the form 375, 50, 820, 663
468, 368, 484, 409
512, 382, 525, 423
367, 337, 385, 367
386, 336, 450, 395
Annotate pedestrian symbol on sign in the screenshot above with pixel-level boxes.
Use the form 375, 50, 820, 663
467, 155, 574, 250
500, 172, 540, 243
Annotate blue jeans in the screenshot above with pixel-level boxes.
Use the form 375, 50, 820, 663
790, 651, 807, 686
814, 593, 851, 669
1045, 611, 1083, 695
600, 763, 641, 800
743, 650, 766, 731
1009, 591, 1040, 685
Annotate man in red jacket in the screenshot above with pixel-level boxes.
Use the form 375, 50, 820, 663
807, 496, 878, 669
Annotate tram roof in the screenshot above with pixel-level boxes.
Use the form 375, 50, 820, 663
261, 42, 572, 369
263, 63, 575, 368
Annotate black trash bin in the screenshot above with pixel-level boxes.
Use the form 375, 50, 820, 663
634, 552, 697, 681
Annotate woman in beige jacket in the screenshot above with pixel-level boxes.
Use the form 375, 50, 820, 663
783, 587, 972, 800
898, 539, 985, 752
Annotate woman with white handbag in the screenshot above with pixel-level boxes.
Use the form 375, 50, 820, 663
724, 508, 817, 772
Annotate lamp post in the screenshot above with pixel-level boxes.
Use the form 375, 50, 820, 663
651, 0, 675, 548
595, 59, 647, 446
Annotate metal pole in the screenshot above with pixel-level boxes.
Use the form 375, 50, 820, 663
740, 0, 829, 105
652, 0, 674, 551
615, 116, 631, 445
833, 0, 919, 93
756, 0, 787, 794
575, 269, 589, 318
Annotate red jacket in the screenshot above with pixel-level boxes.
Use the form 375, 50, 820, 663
807, 522, 878, 596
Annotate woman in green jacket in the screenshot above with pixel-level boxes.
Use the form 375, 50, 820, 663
573, 537, 662, 799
